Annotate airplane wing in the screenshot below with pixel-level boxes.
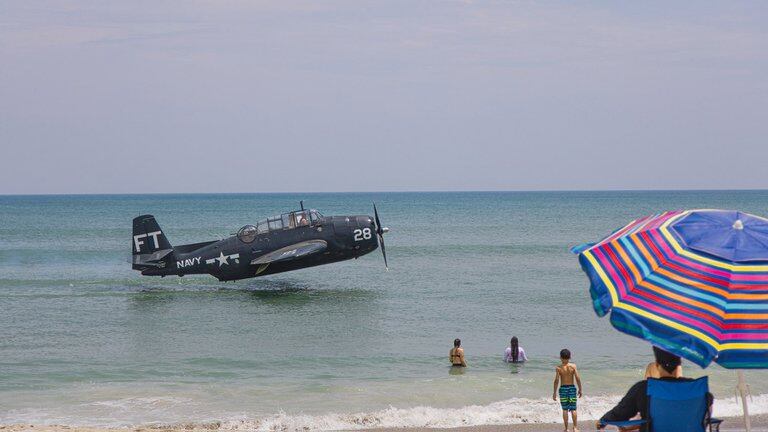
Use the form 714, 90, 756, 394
250, 240, 327, 265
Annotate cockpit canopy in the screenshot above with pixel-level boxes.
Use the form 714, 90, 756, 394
237, 224, 258, 243
237, 209, 323, 243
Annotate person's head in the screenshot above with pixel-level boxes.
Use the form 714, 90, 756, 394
511, 336, 519, 362
454, 338, 461, 348
653, 346, 681, 375
560, 349, 571, 362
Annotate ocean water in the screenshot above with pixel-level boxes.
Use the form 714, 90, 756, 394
1, 191, 767, 429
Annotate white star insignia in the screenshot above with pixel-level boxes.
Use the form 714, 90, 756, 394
215, 251, 229, 267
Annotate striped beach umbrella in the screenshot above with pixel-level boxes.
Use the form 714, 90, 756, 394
572, 209, 768, 431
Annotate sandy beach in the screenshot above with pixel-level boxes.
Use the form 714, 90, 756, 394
2, 415, 766, 432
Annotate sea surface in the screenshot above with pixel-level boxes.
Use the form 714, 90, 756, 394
1, 191, 767, 429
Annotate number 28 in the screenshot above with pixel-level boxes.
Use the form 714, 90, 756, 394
353, 228, 372, 241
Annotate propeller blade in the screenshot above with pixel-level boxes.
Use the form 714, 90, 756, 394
379, 233, 388, 270
373, 202, 383, 235
373, 202, 388, 270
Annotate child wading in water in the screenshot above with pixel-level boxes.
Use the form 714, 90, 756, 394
553, 348, 583, 432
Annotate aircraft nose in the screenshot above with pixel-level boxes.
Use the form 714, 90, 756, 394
367, 218, 389, 233
365, 216, 383, 234
354, 215, 375, 229
355, 216, 379, 243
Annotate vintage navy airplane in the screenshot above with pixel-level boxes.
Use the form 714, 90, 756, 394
131, 202, 389, 281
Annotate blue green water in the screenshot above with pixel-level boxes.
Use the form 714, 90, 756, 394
1, 191, 767, 428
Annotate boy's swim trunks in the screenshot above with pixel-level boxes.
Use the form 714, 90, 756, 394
559, 384, 577, 411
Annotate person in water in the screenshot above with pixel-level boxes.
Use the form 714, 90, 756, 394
553, 348, 582, 432
597, 346, 712, 432
504, 336, 528, 363
449, 338, 467, 367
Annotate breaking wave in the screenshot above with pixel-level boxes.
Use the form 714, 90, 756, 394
214, 394, 768, 431
4, 394, 767, 431
215, 397, 621, 430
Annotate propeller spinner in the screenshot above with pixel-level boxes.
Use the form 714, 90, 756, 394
373, 202, 389, 270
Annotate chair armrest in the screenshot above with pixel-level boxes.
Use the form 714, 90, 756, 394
600, 419, 647, 429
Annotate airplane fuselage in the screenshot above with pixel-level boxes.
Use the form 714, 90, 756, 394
137, 215, 379, 281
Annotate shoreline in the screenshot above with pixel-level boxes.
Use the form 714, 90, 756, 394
1, 415, 765, 432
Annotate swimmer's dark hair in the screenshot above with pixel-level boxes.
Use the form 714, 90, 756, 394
560, 349, 571, 360
653, 346, 681, 374
511, 336, 519, 363
454, 338, 461, 347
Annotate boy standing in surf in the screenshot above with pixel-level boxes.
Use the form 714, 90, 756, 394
553, 349, 582, 432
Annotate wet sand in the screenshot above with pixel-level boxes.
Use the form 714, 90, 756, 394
1, 414, 766, 432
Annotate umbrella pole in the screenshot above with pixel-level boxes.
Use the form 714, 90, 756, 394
737, 370, 751, 432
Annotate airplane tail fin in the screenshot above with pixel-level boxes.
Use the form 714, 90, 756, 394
132, 214, 174, 270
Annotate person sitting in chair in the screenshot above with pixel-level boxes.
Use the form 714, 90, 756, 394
644, 359, 682, 379
597, 346, 713, 431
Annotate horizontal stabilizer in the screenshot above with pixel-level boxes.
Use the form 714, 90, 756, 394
132, 248, 174, 268
251, 240, 327, 265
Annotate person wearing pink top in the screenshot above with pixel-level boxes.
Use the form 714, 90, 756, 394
504, 336, 528, 363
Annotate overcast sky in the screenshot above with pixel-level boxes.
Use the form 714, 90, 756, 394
1, 1, 766, 194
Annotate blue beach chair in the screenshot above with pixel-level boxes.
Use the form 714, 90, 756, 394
600, 377, 722, 432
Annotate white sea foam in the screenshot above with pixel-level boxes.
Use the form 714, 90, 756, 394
90, 396, 194, 409
3, 394, 767, 430
213, 394, 768, 431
